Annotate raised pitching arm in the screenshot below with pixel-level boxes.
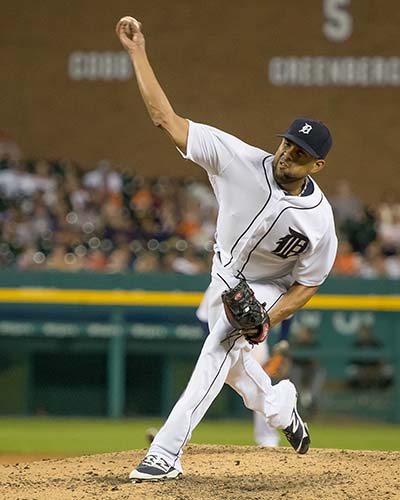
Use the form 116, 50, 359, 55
115, 16, 189, 153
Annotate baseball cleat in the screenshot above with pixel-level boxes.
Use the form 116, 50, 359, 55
283, 405, 310, 454
129, 454, 182, 483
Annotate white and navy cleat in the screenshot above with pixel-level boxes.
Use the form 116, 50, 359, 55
129, 454, 182, 483
283, 404, 311, 454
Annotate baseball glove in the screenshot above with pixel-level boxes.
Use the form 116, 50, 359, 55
221, 275, 270, 345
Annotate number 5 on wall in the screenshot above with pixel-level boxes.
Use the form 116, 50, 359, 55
323, 0, 353, 42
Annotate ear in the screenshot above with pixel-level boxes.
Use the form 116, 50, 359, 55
310, 159, 325, 174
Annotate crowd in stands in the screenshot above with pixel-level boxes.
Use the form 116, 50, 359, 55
0, 157, 216, 274
331, 180, 400, 279
0, 157, 399, 278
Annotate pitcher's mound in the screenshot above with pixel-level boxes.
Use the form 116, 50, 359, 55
1, 444, 399, 500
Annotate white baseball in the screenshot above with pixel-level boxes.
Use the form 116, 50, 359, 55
118, 16, 141, 31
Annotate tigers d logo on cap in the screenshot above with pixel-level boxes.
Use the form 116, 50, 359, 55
277, 117, 332, 158
299, 123, 313, 135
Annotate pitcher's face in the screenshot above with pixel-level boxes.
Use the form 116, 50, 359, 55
272, 139, 325, 185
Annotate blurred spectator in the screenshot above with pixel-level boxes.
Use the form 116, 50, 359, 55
330, 180, 363, 227
0, 130, 22, 161
376, 189, 400, 226
33, 159, 57, 206
161, 251, 180, 272
377, 212, 400, 257
346, 326, 394, 390
385, 253, 400, 279
290, 325, 325, 417
134, 251, 161, 272
0, 160, 37, 198
340, 205, 377, 254
332, 240, 361, 276
107, 245, 132, 273
84, 249, 108, 272
17, 244, 46, 270
83, 159, 122, 194
46, 244, 81, 271
170, 248, 208, 275
358, 241, 387, 278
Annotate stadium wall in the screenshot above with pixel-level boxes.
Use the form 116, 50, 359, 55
0, 271, 399, 422
2, 0, 400, 201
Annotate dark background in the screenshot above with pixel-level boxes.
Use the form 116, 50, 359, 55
1, 0, 399, 201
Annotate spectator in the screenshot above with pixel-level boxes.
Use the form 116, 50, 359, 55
346, 326, 394, 390
358, 241, 387, 278
17, 244, 45, 270
377, 212, 400, 257
330, 180, 363, 227
133, 251, 161, 272
170, 248, 207, 275
32, 159, 57, 206
385, 253, 400, 279
290, 325, 325, 416
45, 245, 66, 270
84, 249, 108, 272
0, 130, 22, 161
340, 205, 377, 254
107, 245, 132, 273
83, 159, 122, 194
332, 240, 361, 276
376, 189, 400, 226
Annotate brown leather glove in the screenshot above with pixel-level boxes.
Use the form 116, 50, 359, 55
221, 276, 270, 345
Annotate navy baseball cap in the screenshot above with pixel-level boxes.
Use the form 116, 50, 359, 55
277, 117, 332, 159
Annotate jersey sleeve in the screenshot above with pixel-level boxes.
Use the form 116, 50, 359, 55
177, 121, 239, 175
292, 226, 338, 287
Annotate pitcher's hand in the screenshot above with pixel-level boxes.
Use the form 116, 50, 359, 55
116, 16, 145, 53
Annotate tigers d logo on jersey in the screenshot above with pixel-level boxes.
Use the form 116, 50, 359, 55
272, 227, 309, 259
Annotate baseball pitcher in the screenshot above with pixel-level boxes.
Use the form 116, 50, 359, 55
115, 16, 337, 482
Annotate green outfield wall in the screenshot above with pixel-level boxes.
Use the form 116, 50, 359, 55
0, 271, 399, 422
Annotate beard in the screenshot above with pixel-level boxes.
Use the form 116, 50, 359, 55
272, 157, 301, 185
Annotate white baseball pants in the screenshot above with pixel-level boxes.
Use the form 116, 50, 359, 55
148, 274, 295, 472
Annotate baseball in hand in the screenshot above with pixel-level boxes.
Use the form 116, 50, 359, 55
118, 16, 141, 39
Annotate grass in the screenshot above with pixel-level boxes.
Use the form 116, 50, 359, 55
0, 417, 399, 456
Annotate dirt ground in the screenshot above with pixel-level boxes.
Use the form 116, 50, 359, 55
0, 444, 399, 500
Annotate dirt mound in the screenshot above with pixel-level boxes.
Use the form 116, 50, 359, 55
1, 444, 399, 500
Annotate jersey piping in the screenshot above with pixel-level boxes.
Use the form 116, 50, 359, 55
223, 155, 273, 268
266, 293, 285, 312
240, 194, 324, 274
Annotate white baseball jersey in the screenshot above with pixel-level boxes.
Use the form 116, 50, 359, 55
180, 120, 337, 286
